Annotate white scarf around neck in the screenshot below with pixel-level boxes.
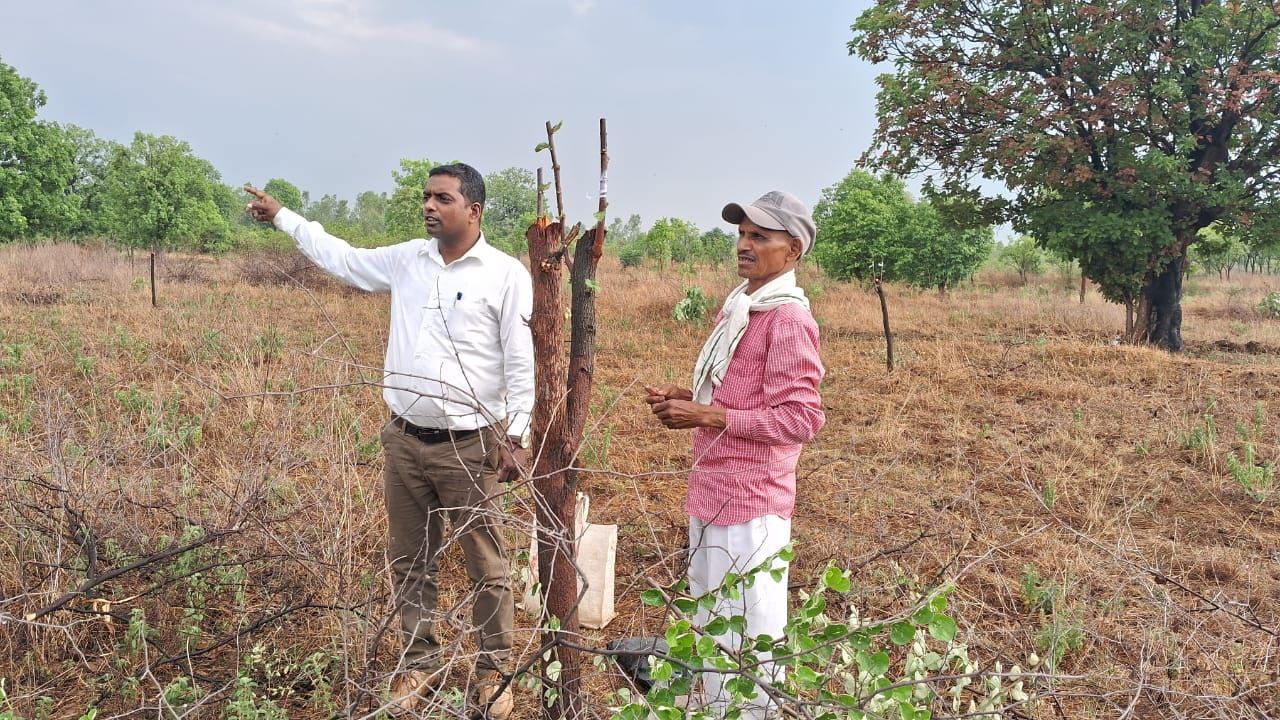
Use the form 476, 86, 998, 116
691, 270, 809, 405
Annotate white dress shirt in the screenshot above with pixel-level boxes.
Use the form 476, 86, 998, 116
273, 208, 534, 438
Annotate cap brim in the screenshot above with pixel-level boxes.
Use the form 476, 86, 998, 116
721, 202, 786, 231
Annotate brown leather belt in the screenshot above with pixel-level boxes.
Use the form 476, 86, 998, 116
393, 416, 481, 444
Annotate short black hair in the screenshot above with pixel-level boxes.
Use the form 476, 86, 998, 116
428, 163, 486, 208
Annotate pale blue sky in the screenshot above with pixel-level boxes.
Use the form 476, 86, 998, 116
3, 1, 881, 231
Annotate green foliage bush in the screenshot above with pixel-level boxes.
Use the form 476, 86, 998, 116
619, 244, 645, 268
614, 552, 1037, 720
999, 236, 1046, 284
1258, 291, 1280, 319
672, 286, 712, 323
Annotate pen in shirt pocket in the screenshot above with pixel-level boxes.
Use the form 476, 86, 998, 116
446, 291, 464, 327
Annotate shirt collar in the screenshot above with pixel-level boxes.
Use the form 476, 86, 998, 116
420, 233, 493, 267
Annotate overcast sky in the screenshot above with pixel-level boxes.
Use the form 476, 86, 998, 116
3, 0, 881, 231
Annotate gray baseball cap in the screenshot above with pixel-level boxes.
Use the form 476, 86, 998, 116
722, 190, 817, 255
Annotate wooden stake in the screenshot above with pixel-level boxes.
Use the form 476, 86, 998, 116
149, 252, 157, 308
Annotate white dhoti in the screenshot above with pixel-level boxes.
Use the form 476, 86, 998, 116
688, 514, 791, 719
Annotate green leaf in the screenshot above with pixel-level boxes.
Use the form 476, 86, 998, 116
890, 622, 916, 645
823, 565, 851, 593
593, 210, 606, 224
928, 614, 957, 642
640, 589, 664, 606
550, 120, 563, 134
534, 142, 550, 153
857, 650, 890, 676
584, 278, 600, 292
802, 592, 827, 618
696, 635, 718, 657
912, 608, 935, 626
673, 598, 697, 615
618, 704, 647, 720
704, 616, 729, 636
724, 676, 758, 701
793, 666, 820, 687
778, 545, 795, 562
649, 660, 673, 682
728, 615, 747, 636
820, 623, 850, 642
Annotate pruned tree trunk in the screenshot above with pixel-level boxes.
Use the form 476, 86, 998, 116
526, 215, 584, 720
1132, 249, 1187, 351
1079, 270, 1086, 304
524, 119, 607, 720
875, 276, 894, 372
566, 119, 607, 440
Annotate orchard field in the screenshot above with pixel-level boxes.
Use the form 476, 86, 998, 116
1, 244, 1278, 718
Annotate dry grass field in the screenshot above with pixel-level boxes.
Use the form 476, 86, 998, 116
2, 243, 1278, 718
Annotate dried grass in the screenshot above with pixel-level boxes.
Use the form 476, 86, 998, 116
1, 244, 1278, 718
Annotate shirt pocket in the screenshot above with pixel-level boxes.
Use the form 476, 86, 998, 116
436, 296, 495, 350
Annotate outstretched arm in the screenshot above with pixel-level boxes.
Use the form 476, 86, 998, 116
246, 185, 401, 293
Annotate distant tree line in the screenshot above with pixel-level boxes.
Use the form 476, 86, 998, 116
0, 59, 546, 256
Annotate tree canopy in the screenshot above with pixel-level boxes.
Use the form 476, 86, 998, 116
481, 167, 537, 254
0, 58, 78, 239
385, 158, 439, 238
263, 178, 303, 213
99, 132, 233, 252
852, 0, 1280, 349
813, 169, 993, 291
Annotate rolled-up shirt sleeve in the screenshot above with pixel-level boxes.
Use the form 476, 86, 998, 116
499, 263, 536, 439
722, 318, 825, 445
273, 207, 400, 293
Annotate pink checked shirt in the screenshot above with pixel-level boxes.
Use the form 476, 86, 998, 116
687, 303, 825, 525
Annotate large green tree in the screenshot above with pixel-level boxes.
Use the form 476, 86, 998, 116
645, 217, 702, 264
699, 227, 736, 264
354, 190, 388, 235
385, 157, 438, 237
1000, 235, 1047, 286
100, 132, 231, 252
898, 203, 995, 294
262, 178, 303, 213
0, 59, 78, 239
812, 170, 915, 283
853, 0, 1280, 350
482, 166, 537, 254
61, 124, 119, 236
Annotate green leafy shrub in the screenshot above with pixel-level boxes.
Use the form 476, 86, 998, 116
619, 244, 645, 269
616, 552, 1039, 720
672, 286, 711, 323
1258, 291, 1280, 318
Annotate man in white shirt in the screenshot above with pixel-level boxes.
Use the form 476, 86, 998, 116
246, 163, 531, 718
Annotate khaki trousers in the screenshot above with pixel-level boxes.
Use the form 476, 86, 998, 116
381, 421, 513, 672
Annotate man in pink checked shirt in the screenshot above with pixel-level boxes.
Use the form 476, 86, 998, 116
645, 190, 825, 717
